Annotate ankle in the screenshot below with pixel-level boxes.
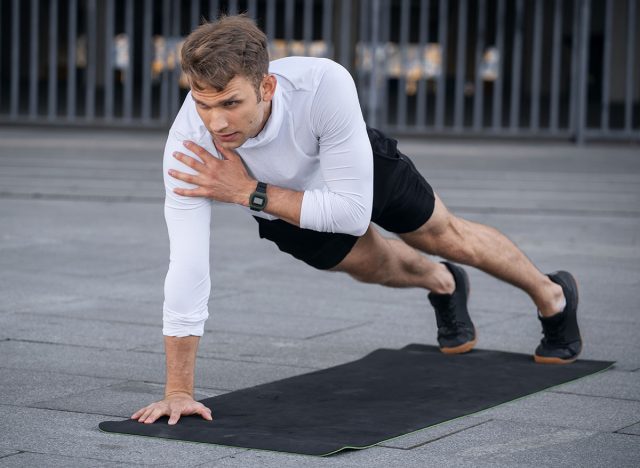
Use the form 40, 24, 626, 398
536, 281, 565, 317
430, 263, 456, 295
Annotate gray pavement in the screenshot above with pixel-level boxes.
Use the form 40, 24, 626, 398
1, 126, 639, 467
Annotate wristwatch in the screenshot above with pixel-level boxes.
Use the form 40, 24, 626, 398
249, 181, 268, 211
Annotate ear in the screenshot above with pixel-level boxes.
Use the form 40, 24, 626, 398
260, 75, 277, 102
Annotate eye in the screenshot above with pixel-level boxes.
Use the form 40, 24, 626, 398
223, 100, 240, 108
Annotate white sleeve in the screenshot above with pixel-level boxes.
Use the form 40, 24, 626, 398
300, 61, 373, 237
162, 127, 213, 337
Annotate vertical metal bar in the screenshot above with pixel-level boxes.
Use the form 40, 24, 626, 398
29, 0, 39, 119
416, 0, 430, 128
304, 0, 313, 55
397, 0, 410, 129
491, 0, 505, 130
124, 0, 134, 120
600, 0, 612, 131
86, 0, 97, 120
339, 0, 352, 68
509, 0, 523, 131
171, 0, 181, 119
10, 0, 20, 118
357, 0, 369, 95
209, 0, 220, 20
191, 0, 200, 28
530, 0, 543, 131
569, 0, 580, 133
229, 0, 238, 15
104, 0, 114, 121
48, 0, 59, 120
285, 0, 294, 54
435, 0, 448, 130
266, 0, 276, 39
0, 0, 3, 111
67, 0, 78, 120
368, 0, 380, 128
161, 0, 170, 122
323, 0, 333, 58
248, 0, 257, 18
453, 0, 468, 130
380, 0, 391, 127
576, 0, 591, 144
142, 0, 153, 122
472, 0, 486, 131
624, 0, 636, 134
549, 0, 562, 132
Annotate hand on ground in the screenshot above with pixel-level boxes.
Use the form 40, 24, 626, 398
131, 393, 213, 425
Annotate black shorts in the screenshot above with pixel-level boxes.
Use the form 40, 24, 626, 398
255, 127, 435, 270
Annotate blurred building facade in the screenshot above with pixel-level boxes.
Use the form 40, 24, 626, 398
0, 0, 638, 143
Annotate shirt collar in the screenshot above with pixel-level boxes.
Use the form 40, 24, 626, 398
240, 82, 283, 149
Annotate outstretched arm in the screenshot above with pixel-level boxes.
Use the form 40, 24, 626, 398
131, 336, 213, 425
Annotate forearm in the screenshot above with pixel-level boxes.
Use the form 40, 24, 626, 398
237, 182, 303, 227
164, 335, 200, 398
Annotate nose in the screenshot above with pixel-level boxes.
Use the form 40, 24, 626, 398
208, 111, 228, 133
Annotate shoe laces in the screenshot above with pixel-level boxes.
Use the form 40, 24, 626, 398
541, 317, 567, 345
439, 296, 462, 335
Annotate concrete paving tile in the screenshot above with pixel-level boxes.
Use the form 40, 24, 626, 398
134, 332, 370, 369
550, 369, 640, 401
0, 406, 243, 465
31, 381, 225, 418
0, 313, 159, 350
0, 340, 311, 391
203, 304, 368, 339
197, 446, 490, 468
0, 452, 133, 467
476, 391, 640, 432
412, 419, 640, 468
12, 297, 164, 326
0, 368, 123, 406
617, 422, 640, 435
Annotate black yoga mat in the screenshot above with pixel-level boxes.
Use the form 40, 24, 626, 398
99, 344, 613, 456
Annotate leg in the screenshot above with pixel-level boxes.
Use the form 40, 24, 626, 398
399, 193, 565, 317
330, 224, 455, 295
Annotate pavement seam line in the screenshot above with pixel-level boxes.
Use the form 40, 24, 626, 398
304, 321, 373, 340
550, 390, 640, 403
0, 402, 125, 419
614, 420, 640, 433
0, 451, 24, 460
3, 448, 150, 466
378, 419, 493, 450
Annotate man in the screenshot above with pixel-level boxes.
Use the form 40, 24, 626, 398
132, 15, 581, 426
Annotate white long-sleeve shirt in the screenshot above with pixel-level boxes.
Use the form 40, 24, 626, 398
162, 57, 373, 337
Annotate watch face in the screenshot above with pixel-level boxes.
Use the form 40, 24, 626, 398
250, 192, 267, 211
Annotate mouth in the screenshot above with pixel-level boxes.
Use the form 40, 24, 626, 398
214, 132, 239, 142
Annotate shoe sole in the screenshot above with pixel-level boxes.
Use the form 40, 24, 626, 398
441, 334, 477, 354
533, 272, 581, 365
533, 354, 579, 364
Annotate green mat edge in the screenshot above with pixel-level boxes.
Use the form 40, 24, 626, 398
98, 361, 616, 458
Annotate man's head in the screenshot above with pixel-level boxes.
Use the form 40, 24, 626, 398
181, 15, 276, 149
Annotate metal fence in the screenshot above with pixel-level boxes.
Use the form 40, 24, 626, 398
0, 0, 638, 143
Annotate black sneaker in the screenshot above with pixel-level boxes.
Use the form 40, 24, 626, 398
428, 262, 477, 354
534, 271, 582, 364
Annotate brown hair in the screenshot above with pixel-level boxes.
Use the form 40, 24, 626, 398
181, 15, 269, 99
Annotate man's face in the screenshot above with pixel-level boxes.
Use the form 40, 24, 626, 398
190, 74, 276, 150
